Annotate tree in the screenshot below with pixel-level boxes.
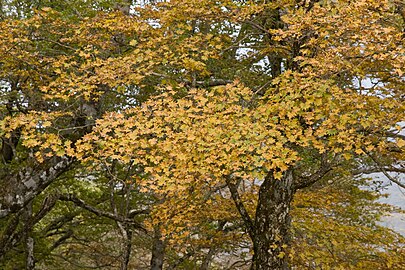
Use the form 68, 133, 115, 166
78, 1, 404, 269
0, 1, 228, 268
1, 0, 404, 269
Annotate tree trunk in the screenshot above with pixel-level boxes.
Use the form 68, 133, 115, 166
118, 223, 132, 270
25, 237, 35, 270
200, 247, 215, 270
23, 202, 35, 270
150, 226, 165, 270
250, 171, 294, 270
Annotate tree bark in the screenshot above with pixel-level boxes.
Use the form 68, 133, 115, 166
150, 225, 165, 270
23, 202, 35, 270
118, 223, 132, 270
250, 171, 294, 270
0, 156, 73, 218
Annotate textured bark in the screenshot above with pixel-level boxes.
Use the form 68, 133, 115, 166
150, 226, 165, 270
118, 224, 132, 270
23, 202, 35, 270
250, 171, 294, 270
25, 237, 35, 270
0, 156, 73, 218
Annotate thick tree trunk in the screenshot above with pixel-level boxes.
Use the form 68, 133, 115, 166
150, 226, 165, 270
250, 171, 294, 270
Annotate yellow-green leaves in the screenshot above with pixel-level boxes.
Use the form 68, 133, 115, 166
1, 1, 404, 268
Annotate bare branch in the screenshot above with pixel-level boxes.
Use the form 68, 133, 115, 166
381, 130, 405, 140
352, 166, 405, 175
225, 176, 255, 239
363, 150, 405, 189
58, 194, 146, 232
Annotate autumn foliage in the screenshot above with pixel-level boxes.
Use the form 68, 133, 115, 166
0, 0, 404, 269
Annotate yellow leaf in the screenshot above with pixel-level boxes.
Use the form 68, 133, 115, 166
343, 153, 352, 160
129, 39, 137, 46
277, 252, 285, 259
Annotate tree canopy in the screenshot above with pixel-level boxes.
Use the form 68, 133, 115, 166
0, 0, 404, 269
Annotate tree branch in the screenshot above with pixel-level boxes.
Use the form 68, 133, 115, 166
352, 166, 405, 176
50, 229, 74, 250
293, 153, 333, 190
0, 194, 63, 260
225, 176, 255, 239
150, 72, 232, 87
363, 150, 405, 189
58, 194, 146, 232
0, 156, 74, 218
0, 213, 20, 259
